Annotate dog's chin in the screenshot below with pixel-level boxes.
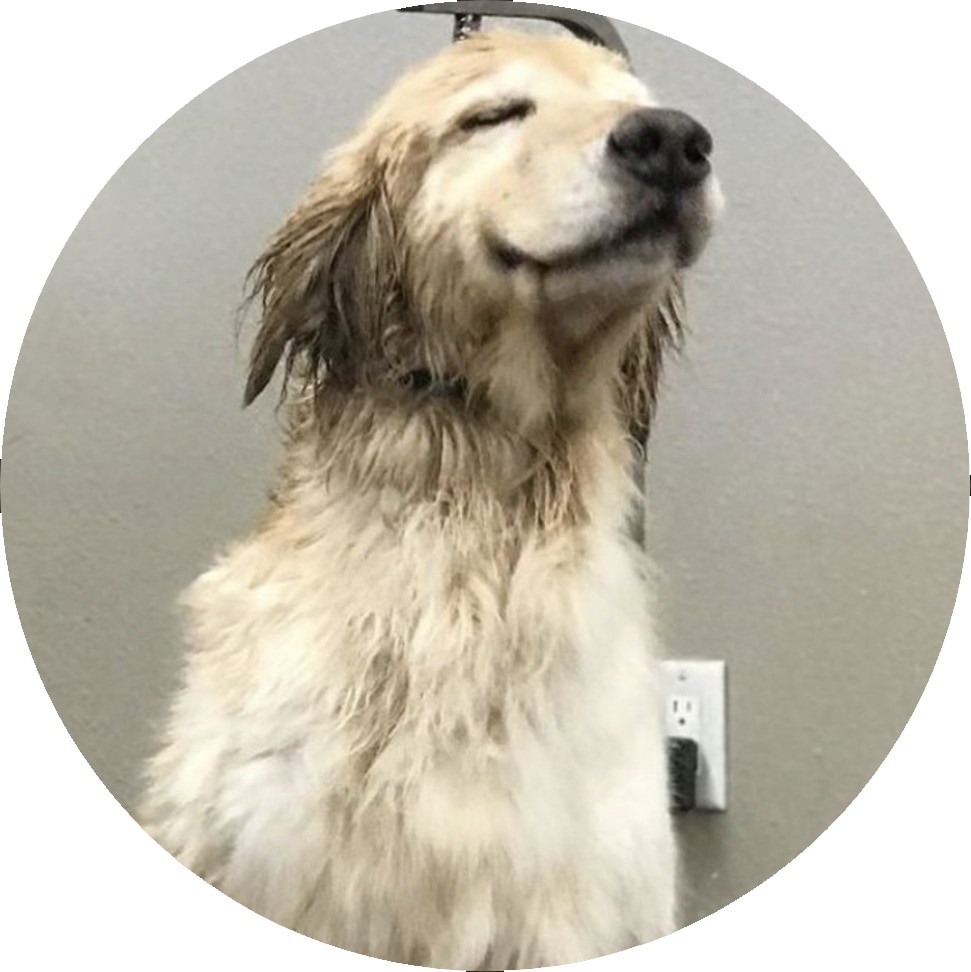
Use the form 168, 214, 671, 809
487, 192, 713, 282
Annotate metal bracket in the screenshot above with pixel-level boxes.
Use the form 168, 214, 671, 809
399, 1, 631, 64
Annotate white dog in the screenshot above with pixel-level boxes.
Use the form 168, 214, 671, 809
139, 30, 719, 969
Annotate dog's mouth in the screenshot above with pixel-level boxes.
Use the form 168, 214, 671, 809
486, 197, 707, 275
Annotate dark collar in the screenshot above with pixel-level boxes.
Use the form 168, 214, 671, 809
402, 369, 468, 400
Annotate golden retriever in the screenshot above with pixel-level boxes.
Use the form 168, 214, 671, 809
139, 29, 719, 969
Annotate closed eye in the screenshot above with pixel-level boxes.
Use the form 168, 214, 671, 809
458, 98, 536, 132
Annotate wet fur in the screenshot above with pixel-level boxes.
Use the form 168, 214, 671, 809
140, 31, 714, 969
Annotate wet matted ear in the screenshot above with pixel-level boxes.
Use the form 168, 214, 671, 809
616, 275, 685, 447
242, 144, 400, 407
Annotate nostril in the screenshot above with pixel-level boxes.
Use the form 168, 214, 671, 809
684, 128, 712, 167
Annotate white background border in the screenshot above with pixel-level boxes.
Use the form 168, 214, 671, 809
2, 2, 968, 968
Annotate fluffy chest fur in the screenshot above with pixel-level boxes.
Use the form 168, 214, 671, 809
182, 418, 663, 829
142, 418, 675, 967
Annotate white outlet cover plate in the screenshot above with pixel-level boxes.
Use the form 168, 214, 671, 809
659, 659, 727, 811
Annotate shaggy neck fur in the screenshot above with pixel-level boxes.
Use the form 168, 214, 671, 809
262, 286, 659, 551
272, 384, 631, 545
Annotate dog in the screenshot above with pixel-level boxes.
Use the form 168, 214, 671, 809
139, 29, 719, 969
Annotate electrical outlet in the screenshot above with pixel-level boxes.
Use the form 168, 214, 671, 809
666, 695, 700, 739
659, 660, 727, 811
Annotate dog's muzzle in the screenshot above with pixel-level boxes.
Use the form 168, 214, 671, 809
608, 108, 712, 192
485, 107, 715, 274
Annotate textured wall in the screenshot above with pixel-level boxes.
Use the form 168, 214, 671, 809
1, 10, 967, 931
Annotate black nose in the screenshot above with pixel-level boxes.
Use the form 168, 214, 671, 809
608, 108, 712, 190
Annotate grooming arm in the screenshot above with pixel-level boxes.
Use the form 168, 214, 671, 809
399, 1, 632, 63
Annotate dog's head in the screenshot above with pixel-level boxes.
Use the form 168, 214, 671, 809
245, 31, 720, 444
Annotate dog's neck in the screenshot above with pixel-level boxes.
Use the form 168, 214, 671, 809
275, 371, 638, 539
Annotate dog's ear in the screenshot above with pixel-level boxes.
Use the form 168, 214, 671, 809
617, 275, 685, 448
242, 142, 400, 406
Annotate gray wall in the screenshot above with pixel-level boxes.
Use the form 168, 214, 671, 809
1, 10, 967, 931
